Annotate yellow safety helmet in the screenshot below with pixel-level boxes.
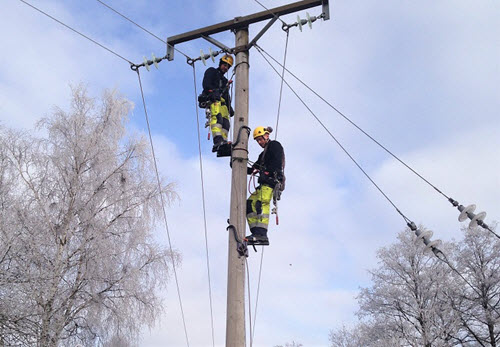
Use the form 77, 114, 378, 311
253, 126, 272, 139
220, 54, 233, 67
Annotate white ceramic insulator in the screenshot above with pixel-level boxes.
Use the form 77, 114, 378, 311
200, 49, 206, 66
459, 204, 476, 222
209, 48, 215, 62
297, 15, 303, 31
469, 211, 487, 228
152, 53, 159, 69
306, 12, 313, 29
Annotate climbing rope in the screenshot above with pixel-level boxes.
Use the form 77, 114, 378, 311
190, 63, 216, 347
135, 69, 190, 347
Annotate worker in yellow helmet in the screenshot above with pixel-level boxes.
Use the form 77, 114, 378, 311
245, 126, 285, 245
200, 54, 234, 153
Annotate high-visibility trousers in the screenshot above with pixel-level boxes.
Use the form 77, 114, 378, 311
246, 184, 274, 232
210, 97, 230, 141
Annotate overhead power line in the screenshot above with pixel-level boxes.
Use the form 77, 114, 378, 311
95, 0, 191, 60
135, 69, 190, 347
251, 0, 288, 26
18, 0, 133, 64
256, 42, 500, 239
254, 44, 451, 202
255, 44, 412, 225
190, 64, 216, 347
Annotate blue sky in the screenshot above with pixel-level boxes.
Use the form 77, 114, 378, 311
1, 1, 499, 346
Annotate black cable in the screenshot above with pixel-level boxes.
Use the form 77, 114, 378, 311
135, 70, 190, 347
95, 0, 191, 60
255, 45, 412, 225
191, 63, 216, 347
435, 251, 482, 298
257, 44, 500, 240
255, 44, 451, 201
274, 30, 289, 140
251, 0, 287, 26
19, 0, 133, 65
245, 258, 254, 347
252, 247, 265, 342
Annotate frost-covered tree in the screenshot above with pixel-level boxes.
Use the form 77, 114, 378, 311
329, 322, 406, 347
0, 86, 178, 346
274, 341, 303, 347
447, 226, 500, 346
356, 228, 458, 347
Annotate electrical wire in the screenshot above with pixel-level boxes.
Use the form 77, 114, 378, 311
245, 258, 254, 347
274, 30, 290, 140
95, 0, 191, 60
254, 44, 451, 201
18, 0, 133, 65
251, 247, 265, 342
256, 43, 500, 239
435, 251, 481, 298
255, 44, 412, 225
191, 63, 216, 347
135, 69, 190, 347
251, 0, 288, 26
259, 33, 498, 320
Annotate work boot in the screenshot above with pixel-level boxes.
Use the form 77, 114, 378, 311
245, 234, 269, 246
212, 136, 227, 152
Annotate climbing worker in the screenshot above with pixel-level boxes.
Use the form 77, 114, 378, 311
199, 54, 234, 153
245, 126, 285, 245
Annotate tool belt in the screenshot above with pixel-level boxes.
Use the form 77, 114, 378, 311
198, 91, 226, 108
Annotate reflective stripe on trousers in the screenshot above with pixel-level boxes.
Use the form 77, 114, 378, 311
210, 98, 230, 140
246, 184, 274, 231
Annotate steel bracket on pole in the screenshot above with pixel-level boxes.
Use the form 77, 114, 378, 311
233, 44, 248, 54
202, 35, 231, 52
166, 42, 175, 61
248, 17, 279, 50
322, 0, 330, 20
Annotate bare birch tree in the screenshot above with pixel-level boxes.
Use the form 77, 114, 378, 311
0, 86, 178, 346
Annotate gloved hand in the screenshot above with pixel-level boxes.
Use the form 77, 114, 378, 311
230, 106, 235, 117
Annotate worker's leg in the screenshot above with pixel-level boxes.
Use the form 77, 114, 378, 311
210, 101, 224, 151
219, 98, 230, 141
246, 184, 273, 243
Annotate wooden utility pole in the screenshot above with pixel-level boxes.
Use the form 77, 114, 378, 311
165, 2, 329, 346
226, 27, 250, 346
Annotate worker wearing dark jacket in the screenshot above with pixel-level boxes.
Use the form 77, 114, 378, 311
201, 54, 234, 152
246, 126, 285, 245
